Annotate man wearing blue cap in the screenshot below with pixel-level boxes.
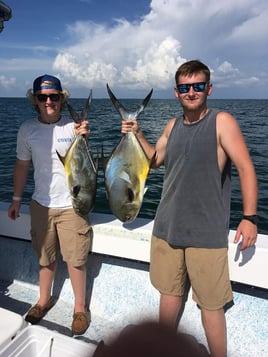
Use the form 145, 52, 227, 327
8, 74, 92, 335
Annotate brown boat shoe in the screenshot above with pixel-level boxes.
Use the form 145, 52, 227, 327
72, 310, 90, 335
25, 297, 55, 324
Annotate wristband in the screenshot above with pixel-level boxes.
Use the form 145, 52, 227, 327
12, 196, 22, 202
242, 215, 258, 225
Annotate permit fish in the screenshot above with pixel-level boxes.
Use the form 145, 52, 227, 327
57, 91, 98, 216
102, 84, 154, 223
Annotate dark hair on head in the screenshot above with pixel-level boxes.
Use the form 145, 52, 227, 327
175, 60, 210, 84
93, 321, 210, 357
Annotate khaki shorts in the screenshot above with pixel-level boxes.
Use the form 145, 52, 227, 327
30, 200, 92, 267
150, 235, 233, 310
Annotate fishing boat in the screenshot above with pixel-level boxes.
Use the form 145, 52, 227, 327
1, 1, 266, 354
0, 200, 267, 356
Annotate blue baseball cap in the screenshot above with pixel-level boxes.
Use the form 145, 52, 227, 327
33, 74, 62, 93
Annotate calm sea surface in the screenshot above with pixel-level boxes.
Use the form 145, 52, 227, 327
0, 97, 267, 234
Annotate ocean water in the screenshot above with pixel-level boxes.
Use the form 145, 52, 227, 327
0, 97, 267, 234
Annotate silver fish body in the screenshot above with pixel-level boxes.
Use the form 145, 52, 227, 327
103, 85, 154, 223
59, 134, 97, 216
58, 91, 98, 216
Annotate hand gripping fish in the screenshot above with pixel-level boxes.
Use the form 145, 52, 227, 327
57, 91, 98, 216
102, 84, 154, 223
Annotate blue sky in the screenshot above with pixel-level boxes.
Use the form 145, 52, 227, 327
1, 0, 268, 99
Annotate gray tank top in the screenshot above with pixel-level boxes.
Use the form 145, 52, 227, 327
153, 109, 231, 248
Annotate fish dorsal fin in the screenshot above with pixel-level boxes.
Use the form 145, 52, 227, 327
106, 84, 153, 121
101, 144, 107, 171
67, 90, 92, 123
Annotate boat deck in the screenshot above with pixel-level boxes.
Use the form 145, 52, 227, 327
0, 234, 268, 356
0, 202, 268, 356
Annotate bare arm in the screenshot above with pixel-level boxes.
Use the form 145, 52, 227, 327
8, 159, 31, 220
217, 112, 258, 250
121, 118, 176, 168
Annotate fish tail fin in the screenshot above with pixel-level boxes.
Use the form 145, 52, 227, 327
67, 104, 80, 123
106, 83, 129, 120
107, 83, 153, 120
136, 88, 153, 117
67, 90, 92, 123
81, 90, 92, 121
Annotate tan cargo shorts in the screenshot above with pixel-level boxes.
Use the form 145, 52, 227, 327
30, 200, 92, 267
150, 235, 233, 310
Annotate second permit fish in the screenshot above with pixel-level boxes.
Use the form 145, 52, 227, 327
102, 84, 155, 223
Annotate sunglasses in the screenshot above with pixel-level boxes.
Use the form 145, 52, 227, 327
36, 93, 61, 102
176, 82, 207, 94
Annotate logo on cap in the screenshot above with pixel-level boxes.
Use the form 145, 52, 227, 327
33, 74, 62, 93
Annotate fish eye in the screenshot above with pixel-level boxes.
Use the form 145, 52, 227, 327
127, 188, 134, 202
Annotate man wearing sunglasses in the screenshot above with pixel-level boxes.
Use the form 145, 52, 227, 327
121, 60, 258, 357
8, 74, 92, 335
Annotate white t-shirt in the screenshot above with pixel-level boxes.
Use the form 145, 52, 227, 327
17, 116, 76, 208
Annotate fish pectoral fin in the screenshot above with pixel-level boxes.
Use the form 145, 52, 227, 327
94, 157, 99, 171
56, 151, 65, 165
119, 171, 131, 184
72, 185, 81, 197
101, 145, 107, 171
149, 151, 157, 167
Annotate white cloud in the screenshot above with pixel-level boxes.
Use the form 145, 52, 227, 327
229, 4, 268, 43
53, 18, 183, 90
0, 75, 16, 88
1, 0, 267, 97
117, 37, 184, 89
51, 0, 268, 96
